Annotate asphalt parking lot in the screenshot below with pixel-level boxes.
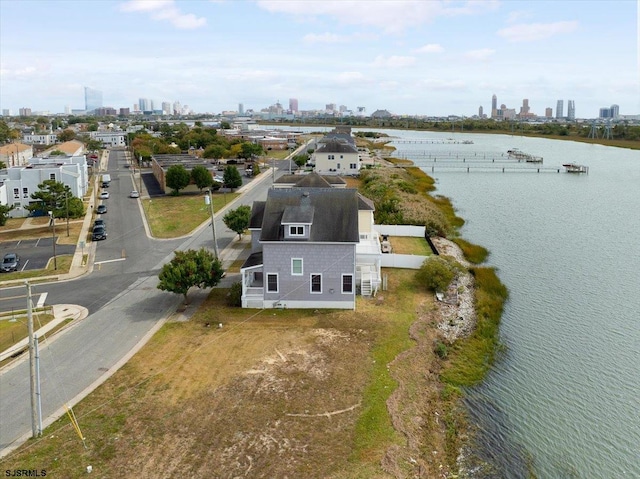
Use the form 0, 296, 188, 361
0, 238, 75, 272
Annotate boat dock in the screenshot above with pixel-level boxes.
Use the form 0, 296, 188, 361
563, 163, 589, 173
507, 148, 544, 163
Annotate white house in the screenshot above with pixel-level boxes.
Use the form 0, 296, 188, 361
23, 133, 58, 145
312, 138, 360, 176
0, 156, 88, 218
89, 131, 127, 148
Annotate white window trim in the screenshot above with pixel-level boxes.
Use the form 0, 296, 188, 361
341, 274, 354, 294
291, 258, 303, 276
266, 273, 279, 293
310, 273, 322, 294
289, 225, 304, 236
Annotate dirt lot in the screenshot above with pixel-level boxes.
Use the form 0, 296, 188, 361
3, 270, 458, 478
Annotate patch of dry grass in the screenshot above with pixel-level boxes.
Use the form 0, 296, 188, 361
388, 236, 433, 256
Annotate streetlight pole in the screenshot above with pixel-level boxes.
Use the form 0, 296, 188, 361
204, 190, 219, 258
26, 281, 41, 438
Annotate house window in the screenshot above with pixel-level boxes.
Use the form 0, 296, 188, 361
310, 274, 322, 293
328, 154, 334, 160
267, 273, 279, 293
49, 173, 56, 180
342, 274, 353, 294
291, 258, 303, 275
350, 163, 357, 169
337, 163, 341, 169
340, 155, 343, 159
13, 188, 19, 199
23, 187, 29, 198
289, 225, 304, 236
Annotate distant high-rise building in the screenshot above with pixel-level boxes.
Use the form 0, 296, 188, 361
289, 98, 298, 113
556, 100, 564, 119
64, 105, 71, 115
519, 99, 531, 118
173, 101, 182, 115
356, 106, 366, 116
84, 87, 103, 113
2, 109, 11, 116
162, 102, 172, 115
610, 104, 619, 118
238, 103, 244, 115
119, 108, 130, 116
478, 106, 483, 117
545, 107, 553, 118
491, 94, 497, 118
19, 107, 32, 116
138, 98, 153, 112
599, 104, 619, 119
325, 103, 336, 113
567, 100, 576, 120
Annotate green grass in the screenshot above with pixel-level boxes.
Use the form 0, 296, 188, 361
143, 192, 239, 238
452, 238, 489, 264
0, 310, 54, 353
350, 275, 417, 463
441, 267, 508, 387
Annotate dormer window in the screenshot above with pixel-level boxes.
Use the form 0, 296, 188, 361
290, 225, 304, 236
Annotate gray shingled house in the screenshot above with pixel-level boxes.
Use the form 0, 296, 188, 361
240, 184, 382, 309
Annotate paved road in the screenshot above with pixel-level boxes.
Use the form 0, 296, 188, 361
0, 149, 290, 456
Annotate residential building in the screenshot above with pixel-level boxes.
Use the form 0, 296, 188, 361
0, 155, 89, 218
0, 143, 33, 167
241, 184, 382, 309
312, 137, 360, 176
88, 131, 127, 148
23, 133, 58, 145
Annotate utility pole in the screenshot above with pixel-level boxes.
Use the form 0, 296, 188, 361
204, 190, 219, 258
65, 192, 69, 237
26, 282, 41, 438
49, 211, 57, 270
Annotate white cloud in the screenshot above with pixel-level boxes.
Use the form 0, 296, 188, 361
119, 0, 206, 29
372, 55, 417, 68
303, 32, 350, 44
464, 48, 495, 61
334, 71, 367, 84
257, 0, 499, 34
414, 43, 444, 54
498, 21, 579, 42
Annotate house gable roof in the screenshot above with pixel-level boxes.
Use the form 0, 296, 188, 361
259, 188, 359, 243
315, 139, 358, 154
275, 172, 346, 188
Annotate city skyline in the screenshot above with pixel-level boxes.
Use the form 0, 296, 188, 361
1, 1, 638, 117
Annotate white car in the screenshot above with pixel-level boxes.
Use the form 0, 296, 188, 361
99, 191, 110, 199
213, 175, 224, 184
130, 190, 140, 198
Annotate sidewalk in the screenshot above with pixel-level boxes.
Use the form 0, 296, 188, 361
0, 304, 89, 364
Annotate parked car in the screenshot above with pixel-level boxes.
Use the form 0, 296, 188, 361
92, 225, 107, 241
1, 253, 20, 272
96, 204, 107, 214
99, 191, 110, 199
93, 218, 106, 229
129, 190, 140, 198
213, 175, 224, 184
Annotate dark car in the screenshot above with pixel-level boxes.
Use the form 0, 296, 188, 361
96, 204, 107, 214
92, 225, 107, 241
93, 218, 106, 229
1, 253, 20, 272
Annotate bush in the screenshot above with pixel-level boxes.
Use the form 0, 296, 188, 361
435, 341, 449, 359
227, 282, 242, 307
416, 256, 463, 292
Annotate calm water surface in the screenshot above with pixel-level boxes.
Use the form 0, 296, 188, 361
386, 130, 640, 478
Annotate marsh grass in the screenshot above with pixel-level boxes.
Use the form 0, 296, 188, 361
453, 238, 489, 264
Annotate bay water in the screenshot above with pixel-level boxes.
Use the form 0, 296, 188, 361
387, 130, 640, 478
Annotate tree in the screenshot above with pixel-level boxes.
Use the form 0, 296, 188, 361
57, 129, 76, 142
191, 165, 212, 191
157, 248, 225, 303
293, 154, 309, 168
165, 164, 191, 195
416, 256, 463, 293
203, 144, 227, 160
223, 165, 242, 190
223, 205, 251, 239
0, 204, 15, 226
239, 142, 263, 159
26, 180, 74, 217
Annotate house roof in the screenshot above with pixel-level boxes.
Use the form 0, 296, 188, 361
257, 188, 359, 243
249, 201, 266, 229
275, 172, 346, 188
0, 142, 31, 155
357, 193, 375, 211
315, 139, 358, 154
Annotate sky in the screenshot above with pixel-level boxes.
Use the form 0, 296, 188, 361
1, 0, 639, 118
